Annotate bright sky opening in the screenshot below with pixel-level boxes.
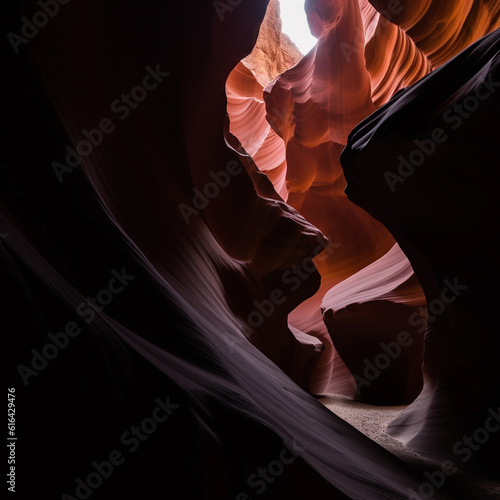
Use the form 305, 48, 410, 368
278, 0, 317, 54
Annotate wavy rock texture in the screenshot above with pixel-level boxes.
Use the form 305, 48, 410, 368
228, 0, 429, 397
226, 0, 301, 201
342, 26, 500, 469
226, 0, 499, 405
3, 0, 455, 497
369, 0, 500, 67
3, 0, 500, 497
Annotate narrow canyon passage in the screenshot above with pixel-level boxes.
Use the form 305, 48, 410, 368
3, 0, 499, 498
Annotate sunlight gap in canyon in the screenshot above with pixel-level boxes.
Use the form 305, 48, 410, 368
278, 0, 318, 54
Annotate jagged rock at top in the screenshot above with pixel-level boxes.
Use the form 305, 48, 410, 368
6, 0, 499, 491
226, 0, 499, 402
243, 0, 303, 86
6, 0, 461, 496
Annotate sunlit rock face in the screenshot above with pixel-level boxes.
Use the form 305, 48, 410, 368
243, 0, 302, 85
342, 27, 500, 467
226, 0, 302, 200
226, 0, 499, 407
228, 0, 429, 397
7, 0, 499, 492
369, 0, 500, 67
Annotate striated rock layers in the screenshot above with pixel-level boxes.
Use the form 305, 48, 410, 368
3, 0, 499, 495
342, 26, 500, 468
226, 0, 499, 408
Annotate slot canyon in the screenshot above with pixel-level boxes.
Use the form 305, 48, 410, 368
3, 0, 500, 498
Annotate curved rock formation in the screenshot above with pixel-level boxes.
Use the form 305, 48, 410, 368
342, 26, 500, 469
369, 0, 500, 67
226, 0, 302, 201
4, 0, 500, 496
324, 299, 424, 405
233, 0, 429, 396
226, 0, 499, 405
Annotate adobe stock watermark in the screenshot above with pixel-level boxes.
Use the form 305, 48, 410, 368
354, 276, 467, 393
7, 0, 71, 54
242, 104, 289, 152
52, 65, 169, 182
408, 277, 468, 334
407, 406, 500, 500
221, 236, 340, 353
16, 267, 135, 386
213, 0, 244, 22
61, 395, 180, 500
265, 104, 291, 135
384, 71, 500, 193
246, 236, 340, 328
235, 439, 306, 499
178, 159, 243, 224
353, 331, 414, 395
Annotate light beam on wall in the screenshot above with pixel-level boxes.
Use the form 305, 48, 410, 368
279, 0, 317, 54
